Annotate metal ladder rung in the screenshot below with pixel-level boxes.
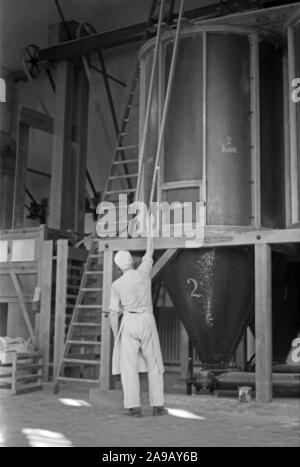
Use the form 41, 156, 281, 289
81, 288, 102, 292
86, 270, 103, 275
77, 305, 102, 309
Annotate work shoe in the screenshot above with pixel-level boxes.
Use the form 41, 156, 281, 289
152, 406, 167, 416
126, 407, 142, 417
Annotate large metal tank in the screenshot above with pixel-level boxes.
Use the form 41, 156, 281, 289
139, 25, 285, 227
139, 26, 286, 368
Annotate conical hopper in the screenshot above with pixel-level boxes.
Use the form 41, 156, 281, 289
162, 247, 254, 368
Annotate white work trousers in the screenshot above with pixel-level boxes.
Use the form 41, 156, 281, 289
119, 313, 164, 409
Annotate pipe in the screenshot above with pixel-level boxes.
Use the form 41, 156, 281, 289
216, 371, 300, 397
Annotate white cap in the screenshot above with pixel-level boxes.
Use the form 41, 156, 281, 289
114, 250, 133, 271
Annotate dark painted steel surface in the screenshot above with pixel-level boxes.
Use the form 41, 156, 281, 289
165, 35, 203, 184
272, 255, 300, 364
249, 253, 300, 364
206, 34, 252, 226
162, 247, 254, 368
259, 41, 285, 228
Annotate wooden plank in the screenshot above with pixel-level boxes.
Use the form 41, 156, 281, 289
250, 34, 261, 229
151, 248, 179, 280
255, 243, 272, 403
15, 374, 41, 382
53, 240, 68, 380
38, 241, 53, 382
283, 53, 292, 226
49, 61, 75, 231
9, 270, 34, 339
12, 122, 29, 228
73, 69, 89, 234
18, 106, 79, 141
288, 26, 299, 224
100, 250, 114, 390
0, 264, 38, 275
202, 31, 207, 223
15, 384, 43, 395
161, 180, 202, 190
0, 226, 45, 240
19, 106, 53, 133
11, 353, 17, 395
98, 228, 300, 251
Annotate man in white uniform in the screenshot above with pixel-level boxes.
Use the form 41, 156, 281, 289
109, 230, 165, 417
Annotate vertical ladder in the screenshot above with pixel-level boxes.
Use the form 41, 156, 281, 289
104, 0, 176, 204
54, 0, 175, 392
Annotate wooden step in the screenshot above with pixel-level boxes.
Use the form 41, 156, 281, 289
109, 173, 138, 180
63, 358, 99, 365
106, 188, 136, 195
58, 376, 98, 384
72, 323, 101, 327
117, 144, 138, 151
81, 288, 102, 292
113, 158, 138, 165
67, 340, 101, 346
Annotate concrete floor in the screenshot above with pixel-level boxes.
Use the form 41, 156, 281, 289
0, 380, 299, 447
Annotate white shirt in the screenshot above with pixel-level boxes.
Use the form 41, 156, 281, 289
110, 255, 153, 314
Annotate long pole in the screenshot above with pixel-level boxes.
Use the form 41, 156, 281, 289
135, 0, 166, 201
149, 0, 185, 206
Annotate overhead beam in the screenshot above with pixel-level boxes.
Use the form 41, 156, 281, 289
38, 1, 299, 63
98, 228, 300, 251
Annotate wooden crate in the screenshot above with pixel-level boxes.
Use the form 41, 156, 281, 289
0, 352, 43, 395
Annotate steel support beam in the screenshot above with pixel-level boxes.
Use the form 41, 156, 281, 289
39, 1, 298, 63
